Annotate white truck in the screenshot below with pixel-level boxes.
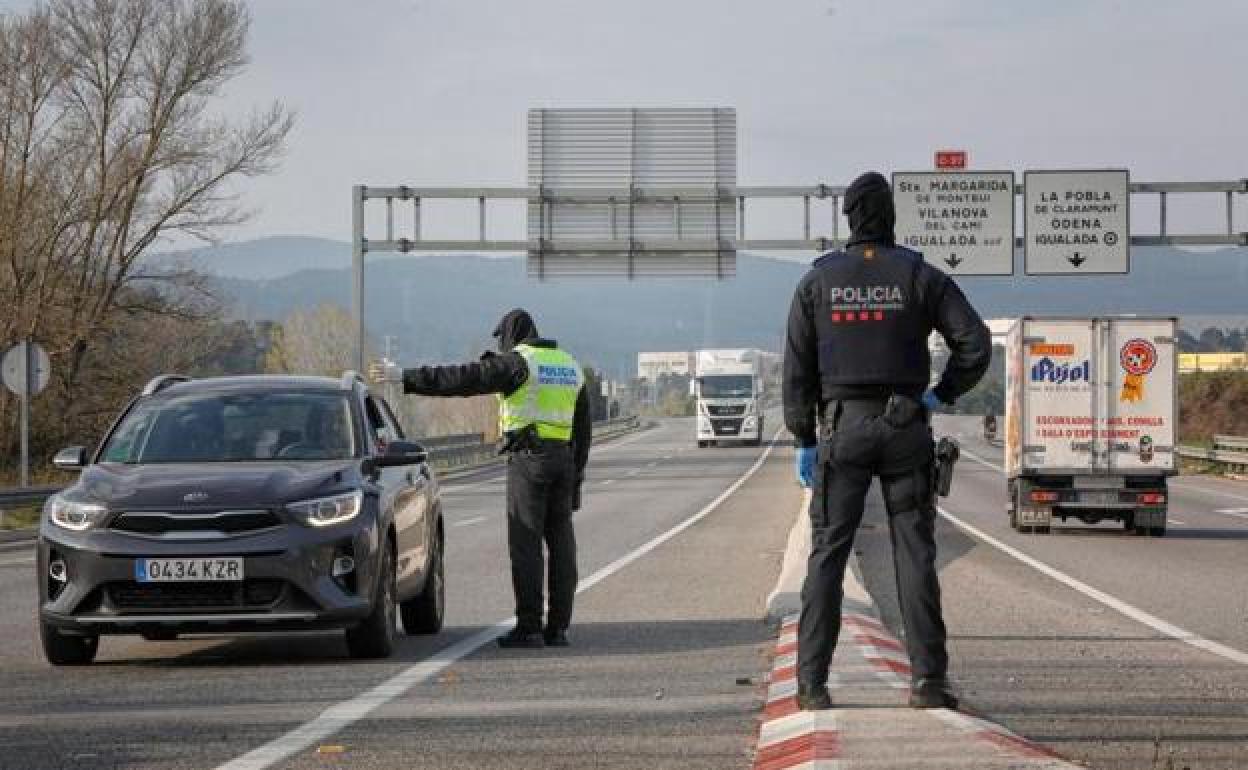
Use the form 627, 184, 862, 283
1004, 317, 1177, 536
694, 348, 764, 447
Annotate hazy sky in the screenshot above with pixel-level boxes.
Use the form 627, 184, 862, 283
6, 0, 1248, 246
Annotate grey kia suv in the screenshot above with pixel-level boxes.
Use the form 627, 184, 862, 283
37, 373, 445, 664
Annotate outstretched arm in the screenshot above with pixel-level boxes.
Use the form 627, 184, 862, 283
401, 352, 528, 397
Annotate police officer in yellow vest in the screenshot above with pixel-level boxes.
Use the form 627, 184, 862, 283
371, 309, 591, 648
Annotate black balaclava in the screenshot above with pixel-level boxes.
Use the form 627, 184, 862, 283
492, 308, 539, 353
843, 171, 896, 247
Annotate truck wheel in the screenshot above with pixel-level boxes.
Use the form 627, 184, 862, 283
346, 542, 397, 659
401, 528, 444, 635
1149, 526, 1166, 537
697, 440, 707, 448
41, 621, 98, 666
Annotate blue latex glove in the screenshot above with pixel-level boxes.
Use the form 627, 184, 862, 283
796, 446, 817, 488
922, 390, 943, 411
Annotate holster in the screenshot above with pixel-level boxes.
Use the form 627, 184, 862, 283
499, 424, 540, 455
882, 393, 926, 429
931, 437, 960, 498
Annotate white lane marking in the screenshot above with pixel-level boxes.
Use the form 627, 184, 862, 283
1169, 519, 1188, 526
0, 556, 34, 567
938, 506, 1248, 667
451, 516, 487, 528
960, 446, 1005, 473
962, 448, 1248, 526
440, 423, 657, 494
626, 469, 641, 477
600, 479, 615, 486
217, 430, 784, 770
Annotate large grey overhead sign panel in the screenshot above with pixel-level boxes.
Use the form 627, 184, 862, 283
527, 108, 737, 278
1024, 169, 1130, 274
893, 171, 1015, 275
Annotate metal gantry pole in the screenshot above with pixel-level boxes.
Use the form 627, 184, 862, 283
20, 338, 31, 487
352, 185, 366, 373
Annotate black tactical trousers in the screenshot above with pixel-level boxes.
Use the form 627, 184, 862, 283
506, 442, 578, 634
797, 399, 948, 687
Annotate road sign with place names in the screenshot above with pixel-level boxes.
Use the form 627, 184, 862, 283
1024, 169, 1130, 274
893, 171, 1015, 276
2, 340, 50, 396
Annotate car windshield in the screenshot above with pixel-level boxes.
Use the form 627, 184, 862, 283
700, 375, 754, 398
99, 390, 356, 463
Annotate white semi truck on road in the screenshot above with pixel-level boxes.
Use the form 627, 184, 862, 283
694, 348, 764, 447
1004, 317, 1177, 536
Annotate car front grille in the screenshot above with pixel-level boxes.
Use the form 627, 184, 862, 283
106, 579, 285, 613
711, 418, 743, 435
111, 510, 281, 536
706, 404, 746, 416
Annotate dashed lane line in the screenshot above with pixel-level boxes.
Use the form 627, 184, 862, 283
450, 516, 487, 529
938, 506, 1248, 667
441, 424, 659, 495
949, 446, 1248, 665
215, 429, 785, 770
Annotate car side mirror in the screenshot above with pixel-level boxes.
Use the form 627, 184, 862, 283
376, 440, 428, 468
53, 446, 88, 470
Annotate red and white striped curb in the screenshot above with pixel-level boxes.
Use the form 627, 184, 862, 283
752, 611, 1081, 769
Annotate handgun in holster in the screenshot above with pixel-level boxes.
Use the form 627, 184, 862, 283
931, 437, 960, 498
499, 424, 540, 455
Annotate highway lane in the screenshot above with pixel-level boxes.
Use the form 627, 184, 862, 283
857, 415, 1248, 769
0, 417, 797, 769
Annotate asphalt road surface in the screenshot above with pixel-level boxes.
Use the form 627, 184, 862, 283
0, 418, 798, 770
857, 415, 1248, 770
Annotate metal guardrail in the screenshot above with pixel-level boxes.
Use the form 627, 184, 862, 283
1176, 435, 1248, 471
0, 416, 645, 510
0, 485, 61, 508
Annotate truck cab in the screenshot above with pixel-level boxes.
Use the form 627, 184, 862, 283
694, 349, 764, 447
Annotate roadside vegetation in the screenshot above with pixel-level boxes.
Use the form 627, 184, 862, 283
0, 505, 40, 530
1178, 371, 1248, 445
0, 0, 292, 475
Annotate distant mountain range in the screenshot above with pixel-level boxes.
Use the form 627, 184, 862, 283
166, 236, 1248, 377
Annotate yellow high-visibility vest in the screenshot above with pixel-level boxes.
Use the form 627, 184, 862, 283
498, 344, 583, 441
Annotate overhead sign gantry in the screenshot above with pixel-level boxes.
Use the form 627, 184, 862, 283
348, 108, 1248, 368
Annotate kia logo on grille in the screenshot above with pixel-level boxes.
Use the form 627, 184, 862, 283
182, 491, 210, 503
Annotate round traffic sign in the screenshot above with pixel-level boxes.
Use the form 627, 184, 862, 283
2, 341, 51, 396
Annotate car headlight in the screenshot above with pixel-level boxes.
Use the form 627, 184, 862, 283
45, 495, 109, 532
287, 490, 364, 528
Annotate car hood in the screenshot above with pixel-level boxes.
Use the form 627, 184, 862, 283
71, 461, 360, 509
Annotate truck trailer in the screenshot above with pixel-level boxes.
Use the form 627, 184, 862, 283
694, 348, 764, 447
1004, 317, 1177, 536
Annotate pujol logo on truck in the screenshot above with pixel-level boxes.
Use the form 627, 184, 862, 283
1030, 357, 1090, 384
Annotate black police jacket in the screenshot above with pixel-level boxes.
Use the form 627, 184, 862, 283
399, 337, 592, 480
783, 243, 991, 448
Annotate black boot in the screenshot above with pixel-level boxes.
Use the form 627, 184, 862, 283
909, 678, 958, 709
796, 683, 833, 710
544, 628, 569, 647
498, 627, 545, 649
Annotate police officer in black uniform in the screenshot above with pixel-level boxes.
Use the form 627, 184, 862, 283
783, 171, 991, 710
372, 309, 592, 649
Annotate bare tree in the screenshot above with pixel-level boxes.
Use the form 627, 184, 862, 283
0, 0, 292, 464
265, 303, 365, 378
